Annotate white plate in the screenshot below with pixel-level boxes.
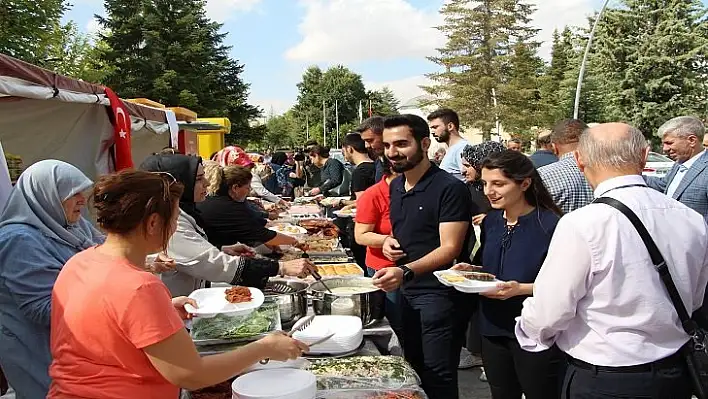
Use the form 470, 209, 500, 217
232, 369, 317, 399
333, 210, 356, 218
269, 224, 308, 236
185, 286, 264, 318
434, 270, 501, 294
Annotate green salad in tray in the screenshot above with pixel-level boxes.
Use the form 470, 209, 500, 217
191, 300, 280, 341
309, 356, 421, 390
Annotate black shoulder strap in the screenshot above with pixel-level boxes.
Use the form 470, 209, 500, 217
594, 197, 697, 334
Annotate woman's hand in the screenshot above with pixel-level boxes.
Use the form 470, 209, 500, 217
147, 253, 176, 274
308, 187, 321, 196
472, 214, 486, 226
382, 236, 406, 261
280, 258, 316, 278
451, 263, 483, 272
171, 296, 197, 320
222, 244, 256, 257
257, 332, 309, 361
278, 199, 290, 208
481, 281, 526, 300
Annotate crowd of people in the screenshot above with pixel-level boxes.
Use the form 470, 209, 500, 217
0, 107, 706, 399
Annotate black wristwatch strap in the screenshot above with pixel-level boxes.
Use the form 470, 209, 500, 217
399, 265, 415, 282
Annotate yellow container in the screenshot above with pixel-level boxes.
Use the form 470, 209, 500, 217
126, 98, 165, 108
168, 107, 198, 122
196, 118, 231, 160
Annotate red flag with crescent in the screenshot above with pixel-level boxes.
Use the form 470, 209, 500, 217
104, 87, 133, 170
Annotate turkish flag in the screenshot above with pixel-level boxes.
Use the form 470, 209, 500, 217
104, 87, 133, 170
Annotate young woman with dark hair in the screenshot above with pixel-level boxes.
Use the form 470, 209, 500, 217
455, 150, 564, 399
48, 170, 308, 398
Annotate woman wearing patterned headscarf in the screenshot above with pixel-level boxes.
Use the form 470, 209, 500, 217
213, 146, 287, 208
461, 141, 507, 224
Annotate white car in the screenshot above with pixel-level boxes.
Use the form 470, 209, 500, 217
643, 152, 674, 178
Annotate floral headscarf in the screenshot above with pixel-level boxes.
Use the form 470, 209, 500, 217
461, 141, 506, 189
212, 146, 254, 168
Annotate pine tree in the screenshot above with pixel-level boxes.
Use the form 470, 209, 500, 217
367, 87, 400, 116
592, 0, 708, 135
499, 41, 544, 139
97, 0, 261, 144
424, 0, 539, 139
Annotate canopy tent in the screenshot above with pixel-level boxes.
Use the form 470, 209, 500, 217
0, 53, 174, 180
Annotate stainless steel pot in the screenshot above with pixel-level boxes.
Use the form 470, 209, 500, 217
308, 277, 385, 328
264, 279, 308, 328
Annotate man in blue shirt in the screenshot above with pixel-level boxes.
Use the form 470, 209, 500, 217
427, 108, 469, 181
529, 130, 558, 168
371, 114, 473, 399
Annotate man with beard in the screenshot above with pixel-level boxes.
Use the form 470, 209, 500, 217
357, 116, 386, 182
427, 108, 469, 181
372, 114, 473, 399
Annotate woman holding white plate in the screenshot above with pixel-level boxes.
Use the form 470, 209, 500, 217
454, 150, 563, 399
49, 170, 308, 399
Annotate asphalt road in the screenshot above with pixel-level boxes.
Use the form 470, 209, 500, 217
459, 367, 493, 399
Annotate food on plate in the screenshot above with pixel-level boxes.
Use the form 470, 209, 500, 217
301, 237, 339, 252
369, 391, 426, 399
189, 380, 234, 399
315, 263, 363, 277
225, 286, 252, 303
289, 204, 322, 215
299, 219, 340, 237
191, 302, 279, 341
462, 272, 496, 281
440, 273, 465, 283
310, 356, 421, 390
271, 223, 306, 235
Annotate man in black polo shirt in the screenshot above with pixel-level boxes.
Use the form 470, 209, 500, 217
372, 114, 473, 399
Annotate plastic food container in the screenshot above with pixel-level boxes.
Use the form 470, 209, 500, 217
231, 369, 316, 399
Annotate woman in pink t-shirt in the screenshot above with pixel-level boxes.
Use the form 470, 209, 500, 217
49, 170, 308, 399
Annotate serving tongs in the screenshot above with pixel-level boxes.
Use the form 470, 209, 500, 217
298, 243, 332, 293
261, 314, 331, 364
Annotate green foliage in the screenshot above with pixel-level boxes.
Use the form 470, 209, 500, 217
0, 0, 67, 64
98, 0, 262, 143
367, 87, 400, 116
424, 0, 540, 139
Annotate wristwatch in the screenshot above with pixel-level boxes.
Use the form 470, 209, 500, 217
399, 265, 415, 283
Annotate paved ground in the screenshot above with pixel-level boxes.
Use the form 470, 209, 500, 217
459, 367, 492, 399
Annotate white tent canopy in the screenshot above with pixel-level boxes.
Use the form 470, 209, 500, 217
0, 53, 173, 180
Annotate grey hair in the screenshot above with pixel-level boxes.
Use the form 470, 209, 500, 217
578, 126, 648, 170
656, 116, 705, 140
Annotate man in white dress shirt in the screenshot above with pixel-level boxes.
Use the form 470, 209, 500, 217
516, 123, 708, 398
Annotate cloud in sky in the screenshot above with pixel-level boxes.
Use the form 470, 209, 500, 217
366, 75, 433, 105
532, 0, 595, 59
285, 0, 445, 63
205, 0, 263, 22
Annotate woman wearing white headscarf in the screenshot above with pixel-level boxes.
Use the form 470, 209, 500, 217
0, 160, 103, 399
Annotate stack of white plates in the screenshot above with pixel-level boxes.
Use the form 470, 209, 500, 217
232, 369, 316, 399
293, 315, 363, 355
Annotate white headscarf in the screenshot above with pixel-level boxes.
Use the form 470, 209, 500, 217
0, 160, 103, 250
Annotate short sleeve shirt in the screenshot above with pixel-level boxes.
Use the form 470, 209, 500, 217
49, 247, 184, 398
439, 139, 469, 181
389, 164, 472, 291
355, 178, 394, 270
198, 195, 278, 248
350, 162, 376, 199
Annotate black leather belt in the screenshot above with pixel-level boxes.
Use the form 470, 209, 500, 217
568, 352, 683, 373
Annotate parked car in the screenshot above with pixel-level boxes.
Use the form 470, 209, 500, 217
643, 152, 674, 178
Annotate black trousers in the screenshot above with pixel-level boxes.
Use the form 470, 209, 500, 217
562, 355, 692, 399
401, 289, 472, 399
481, 335, 564, 399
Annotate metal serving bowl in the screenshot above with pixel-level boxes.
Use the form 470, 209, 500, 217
264, 279, 308, 328
308, 277, 385, 328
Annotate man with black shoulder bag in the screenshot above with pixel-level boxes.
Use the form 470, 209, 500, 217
514, 123, 708, 398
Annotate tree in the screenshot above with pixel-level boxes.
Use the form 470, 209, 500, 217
592, 0, 708, 135
367, 87, 400, 116
498, 40, 544, 138
424, 0, 539, 139
0, 0, 67, 65
97, 0, 262, 143
265, 111, 301, 149
292, 65, 367, 146
44, 22, 109, 83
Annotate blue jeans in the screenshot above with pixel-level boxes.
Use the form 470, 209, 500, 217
367, 267, 403, 341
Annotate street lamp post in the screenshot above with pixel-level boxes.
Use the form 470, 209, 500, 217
574, 0, 612, 119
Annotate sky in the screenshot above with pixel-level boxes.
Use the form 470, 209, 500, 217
64, 0, 611, 115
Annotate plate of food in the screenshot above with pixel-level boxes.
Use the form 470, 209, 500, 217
434, 270, 501, 294
315, 263, 365, 278
185, 286, 265, 318
269, 223, 308, 236
333, 209, 356, 218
